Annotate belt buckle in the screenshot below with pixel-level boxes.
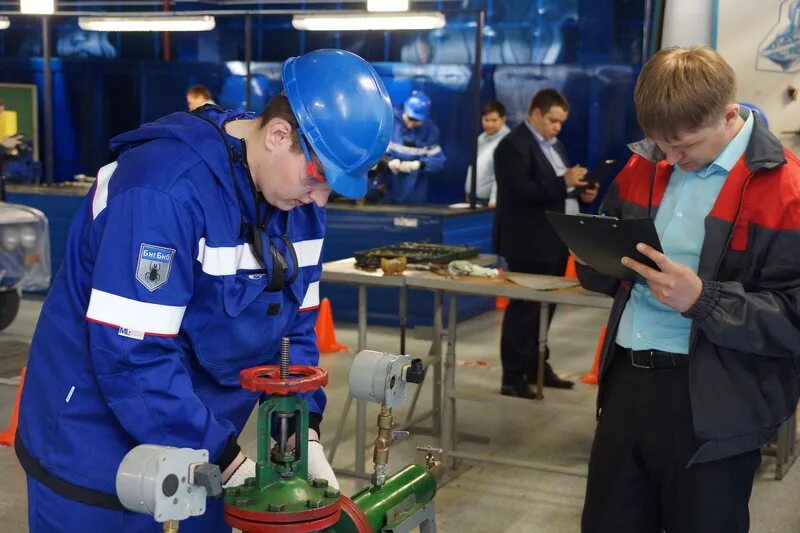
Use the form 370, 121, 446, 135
630, 349, 655, 369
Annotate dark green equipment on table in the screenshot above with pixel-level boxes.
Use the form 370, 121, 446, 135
354, 241, 479, 269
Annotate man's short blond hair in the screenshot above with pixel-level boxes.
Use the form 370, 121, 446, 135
634, 45, 737, 140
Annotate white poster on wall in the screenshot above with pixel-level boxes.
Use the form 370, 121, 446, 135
716, 0, 800, 153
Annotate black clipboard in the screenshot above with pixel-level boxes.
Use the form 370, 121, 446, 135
545, 212, 663, 280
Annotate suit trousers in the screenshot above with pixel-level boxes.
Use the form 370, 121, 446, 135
500, 258, 567, 384
581, 346, 761, 533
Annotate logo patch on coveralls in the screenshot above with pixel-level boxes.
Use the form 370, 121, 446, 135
136, 244, 175, 292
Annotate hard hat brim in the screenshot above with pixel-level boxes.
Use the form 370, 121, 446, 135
403, 105, 427, 122
316, 150, 367, 199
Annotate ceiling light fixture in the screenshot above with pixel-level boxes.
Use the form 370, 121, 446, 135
20, 0, 55, 15
367, 0, 410, 11
292, 12, 445, 32
78, 15, 216, 32
0, 17, 9, 30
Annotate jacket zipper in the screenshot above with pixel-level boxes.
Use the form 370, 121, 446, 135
687, 172, 752, 359
683, 172, 751, 445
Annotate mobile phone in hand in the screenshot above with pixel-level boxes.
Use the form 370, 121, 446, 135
577, 159, 617, 192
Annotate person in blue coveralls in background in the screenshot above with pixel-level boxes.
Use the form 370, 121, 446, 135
15, 49, 393, 532
381, 90, 446, 204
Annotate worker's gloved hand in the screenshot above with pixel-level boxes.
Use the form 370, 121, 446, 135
397, 160, 421, 173
222, 457, 256, 489
307, 440, 339, 490
387, 158, 402, 174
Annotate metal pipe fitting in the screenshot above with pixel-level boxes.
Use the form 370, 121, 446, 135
372, 405, 394, 487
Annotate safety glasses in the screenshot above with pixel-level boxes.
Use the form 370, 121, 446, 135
296, 131, 327, 184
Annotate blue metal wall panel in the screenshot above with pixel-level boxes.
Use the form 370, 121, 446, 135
323, 208, 443, 262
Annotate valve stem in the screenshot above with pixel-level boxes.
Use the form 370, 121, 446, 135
280, 337, 290, 380
279, 337, 290, 455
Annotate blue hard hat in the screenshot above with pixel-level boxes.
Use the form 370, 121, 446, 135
282, 49, 393, 199
403, 90, 432, 122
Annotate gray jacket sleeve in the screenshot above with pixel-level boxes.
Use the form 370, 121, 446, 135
683, 199, 800, 358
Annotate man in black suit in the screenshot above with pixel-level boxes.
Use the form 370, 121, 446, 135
493, 88, 599, 398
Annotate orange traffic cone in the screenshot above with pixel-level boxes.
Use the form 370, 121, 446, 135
0, 366, 26, 447
580, 327, 606, 385
315, 298, 349, 354
496, 267, 509, 309
564, 255, 578, 279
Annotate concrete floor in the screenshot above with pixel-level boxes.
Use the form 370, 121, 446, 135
1, 296, 800, 532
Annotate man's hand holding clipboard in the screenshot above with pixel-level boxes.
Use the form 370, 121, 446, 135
619, 243, 702, 313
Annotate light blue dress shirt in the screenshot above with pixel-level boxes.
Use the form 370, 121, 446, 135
616, 109, 754, 354
524, 120, 579, 215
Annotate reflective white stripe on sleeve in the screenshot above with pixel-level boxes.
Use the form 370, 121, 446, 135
196, 238, 261, 275
300, 281, 320, 311
92, 161, 118, 220
388, 142, 442, 157
86, 289, 186, 335
294, 239, 323, 267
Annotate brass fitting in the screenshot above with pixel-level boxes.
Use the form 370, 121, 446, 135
372, 405, 394, 487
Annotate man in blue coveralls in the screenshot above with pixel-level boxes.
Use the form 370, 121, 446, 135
15, 49, 393, 531
381, 90, 446, 204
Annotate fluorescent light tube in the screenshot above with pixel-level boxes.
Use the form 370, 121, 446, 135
78, 15, 216, 32
20, 0, 54, 15
0, 17, 9, 30
367, 0, 409, 11
292, 12, 445, 32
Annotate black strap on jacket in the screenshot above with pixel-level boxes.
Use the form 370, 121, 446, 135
15, 435, 125, 510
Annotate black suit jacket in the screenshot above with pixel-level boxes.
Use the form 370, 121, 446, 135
492, 122, 575, 265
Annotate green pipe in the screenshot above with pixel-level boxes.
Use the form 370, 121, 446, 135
333, 464, 437, 533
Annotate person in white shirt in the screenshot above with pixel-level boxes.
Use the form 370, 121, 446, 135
465, 100, 511, 207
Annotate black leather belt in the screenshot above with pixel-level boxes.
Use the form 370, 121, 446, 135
615, 344, 688, 369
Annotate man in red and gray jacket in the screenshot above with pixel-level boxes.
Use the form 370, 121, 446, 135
578, 45, 800, 533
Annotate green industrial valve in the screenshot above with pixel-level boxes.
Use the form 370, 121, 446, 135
223, 337, 340, 532
116, 345, 444, 533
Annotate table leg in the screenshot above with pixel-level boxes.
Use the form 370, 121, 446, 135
326, 393, 351, 463
399, 285, 408, 355
536, 302, 549, 400
432, 291, 443, 437
355, 285, 368, 474
404, 367, 424, 425
442, 294, 458, 468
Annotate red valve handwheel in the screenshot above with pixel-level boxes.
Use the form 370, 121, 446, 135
225, 503, 341, 533
239, 365, 328, 395
339, 495, 374, 533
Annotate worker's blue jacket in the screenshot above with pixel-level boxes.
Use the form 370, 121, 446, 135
382, 106, 446, 204
16, 107, 326, 500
